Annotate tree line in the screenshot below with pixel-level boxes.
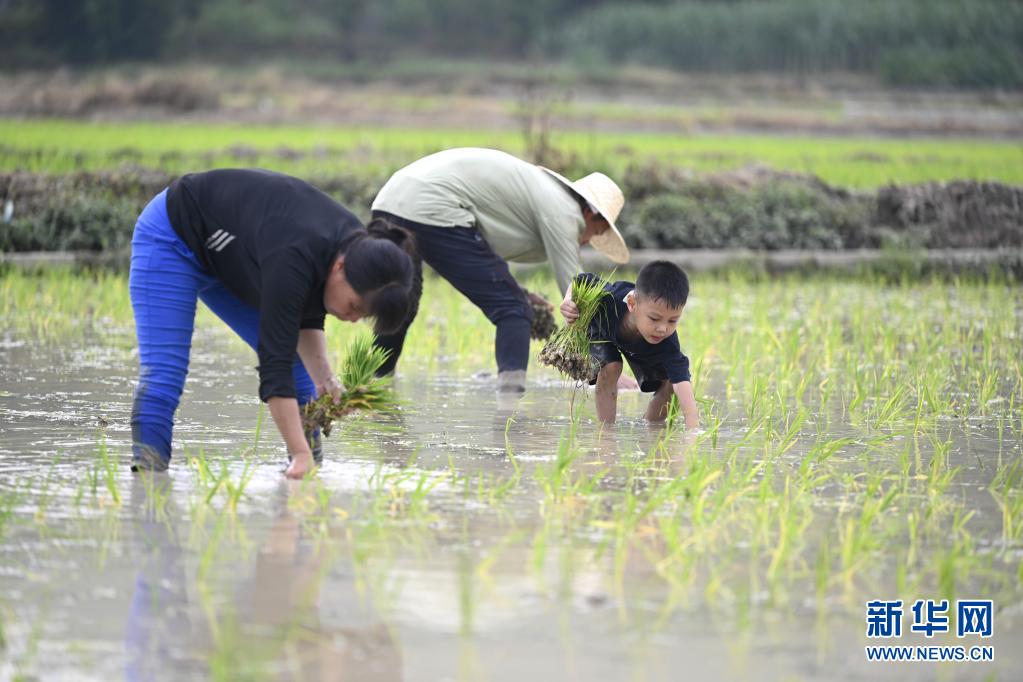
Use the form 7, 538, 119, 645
1, 0, 1020, 87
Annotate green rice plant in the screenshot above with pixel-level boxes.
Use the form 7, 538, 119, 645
292, 475, 335, 524
976, 371, 1000, 415
187, 448, 244, 509
222, 461, 255, 513
247, 402, 266, 459
837, 475, 899, 587
195, 506, 241, 587
536, 420, 609, 510
302, 331, 395, 438
925, 434, 958, 503
0, 487, 21, 542
359, 462, 443, 527
990, 459, 1023, 546
538, 273, 612, 382
93, 434, 121, 506
933, 509, 979, 606
138, 469, 172, 522
206, 607, 278, 681
3, 606, 45, 681
872, 384, 912, 430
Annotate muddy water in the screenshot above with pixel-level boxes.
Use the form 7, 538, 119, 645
1, 322, 1020, 681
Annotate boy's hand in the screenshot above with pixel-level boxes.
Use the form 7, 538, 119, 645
560, 298, 580, 324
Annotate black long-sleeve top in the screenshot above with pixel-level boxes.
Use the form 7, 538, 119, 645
166, 168, 362, 401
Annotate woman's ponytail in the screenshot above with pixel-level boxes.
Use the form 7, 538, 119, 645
366, 217, 417, 258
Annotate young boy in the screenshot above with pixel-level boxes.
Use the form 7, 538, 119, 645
560, 261, 700, 429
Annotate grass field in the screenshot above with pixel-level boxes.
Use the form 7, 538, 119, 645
4, 119, 1022, 189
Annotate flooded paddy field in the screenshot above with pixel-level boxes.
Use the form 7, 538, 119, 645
1, 268, 1021, 680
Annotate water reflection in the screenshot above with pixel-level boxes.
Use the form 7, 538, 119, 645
126, 478, 402, 681
126, 476, 199, 680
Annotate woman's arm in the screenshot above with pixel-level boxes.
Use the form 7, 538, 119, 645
256, 253, 335, 479
268, 396, 315, 478
296, 328, 341, 400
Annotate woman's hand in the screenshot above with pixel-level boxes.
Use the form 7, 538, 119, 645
317, 375, 343, 402
286, 449, 315, 479
268, 396, 318, 479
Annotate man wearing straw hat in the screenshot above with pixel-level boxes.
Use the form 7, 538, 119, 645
369, 147, 629, 392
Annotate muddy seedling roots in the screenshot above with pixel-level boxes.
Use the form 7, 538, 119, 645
301, 333, 394, 440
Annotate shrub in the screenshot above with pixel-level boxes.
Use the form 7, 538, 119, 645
627, 178, 872, 250
0, 192, 137, 251
0, 168, 1017, 255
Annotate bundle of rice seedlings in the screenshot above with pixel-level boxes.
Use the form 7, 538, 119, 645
301, 332, 395, 438
538, 274, 612, 382
523, 287, 557, 340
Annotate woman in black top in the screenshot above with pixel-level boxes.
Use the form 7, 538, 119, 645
129, 169, 414, 478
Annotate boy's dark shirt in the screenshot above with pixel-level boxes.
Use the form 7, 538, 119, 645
577, 273, 691, 384
166, 168, 363, 401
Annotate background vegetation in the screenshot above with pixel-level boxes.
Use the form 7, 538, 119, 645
2, 0, 1021, 88
2, 120, 1021, 255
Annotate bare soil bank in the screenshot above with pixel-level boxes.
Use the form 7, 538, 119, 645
2, 66, 1021, 137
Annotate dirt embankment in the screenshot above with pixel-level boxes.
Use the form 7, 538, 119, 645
1, 166, 1020, 258
2, 68, 1021, 137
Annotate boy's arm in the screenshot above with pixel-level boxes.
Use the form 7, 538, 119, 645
595, 362, 622, 423
672, 381, 700, 431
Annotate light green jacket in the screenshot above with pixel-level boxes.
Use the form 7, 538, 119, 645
371, 148, 584, 293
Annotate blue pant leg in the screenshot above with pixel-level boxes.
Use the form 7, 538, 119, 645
129, 190, 212, 465
197, 282, 316, 405
409, 224, 533, 373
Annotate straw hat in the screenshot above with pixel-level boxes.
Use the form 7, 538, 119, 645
539, 167, 630, 264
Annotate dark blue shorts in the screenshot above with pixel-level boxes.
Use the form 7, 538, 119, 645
588, 340, 668, 393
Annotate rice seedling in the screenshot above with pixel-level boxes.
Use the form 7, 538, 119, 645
301, 331, 395, 439
137, 470, 172, 522
538, 273, 612, 381
221, 461, 255, 513
0, 487, 21, 542
93, 433, 121, 506
522, 287, 558, 341
990, 459, 1023, 547
188, 448, 229, 505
